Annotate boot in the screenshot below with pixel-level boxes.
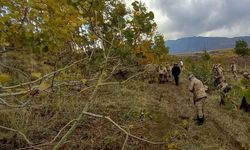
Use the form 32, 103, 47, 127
196, 116, 204, 126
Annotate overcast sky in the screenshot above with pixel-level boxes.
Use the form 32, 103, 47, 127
124, 0, 250, 40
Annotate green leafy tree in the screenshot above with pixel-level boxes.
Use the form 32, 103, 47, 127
152, 34, 169, 64
0, 0, 168, 64
234, 40, 250, 56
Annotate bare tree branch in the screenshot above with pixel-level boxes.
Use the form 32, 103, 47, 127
1, 58, 86, 90
82, 111, 167, 145
53, 70, 105, 150
0, 125, 40, 150
0, 62, 29, 78
122, 134, 129, 150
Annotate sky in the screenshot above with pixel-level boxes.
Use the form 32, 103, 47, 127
124, 0, 250, 40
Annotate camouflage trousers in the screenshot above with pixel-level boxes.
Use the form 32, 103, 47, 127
194, 97, 206, 118
232, 71, 237, 78
214, 77, 224, 87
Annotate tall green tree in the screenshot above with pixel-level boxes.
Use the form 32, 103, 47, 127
152, 34, 169, 64
234, 40, 250, 56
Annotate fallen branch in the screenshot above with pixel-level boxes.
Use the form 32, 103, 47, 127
81, 111, 167, 145
53, 70, 105, 150
0, 80, 90, 97
122, 134, 129, 150
0, 62, 29, 78
0, 96, 37, 108
79, 70, 146, 93
0, 125, 40, 150
1, 58, 86, 90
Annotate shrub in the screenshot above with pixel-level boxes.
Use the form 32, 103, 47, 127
185, 57, 213, 87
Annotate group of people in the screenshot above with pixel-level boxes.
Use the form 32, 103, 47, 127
157, 60, 183, 86
147, 59, 248, 126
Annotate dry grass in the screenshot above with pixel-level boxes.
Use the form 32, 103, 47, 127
1, 51, 250, 150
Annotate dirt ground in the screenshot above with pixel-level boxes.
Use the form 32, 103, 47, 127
60, 74, 250, 150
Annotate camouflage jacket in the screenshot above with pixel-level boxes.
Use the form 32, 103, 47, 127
189, 77, 207, 101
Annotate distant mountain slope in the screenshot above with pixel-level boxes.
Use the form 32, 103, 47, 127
166, 36, 250, 54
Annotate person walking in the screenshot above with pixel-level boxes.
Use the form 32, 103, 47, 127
230, 61, 237, 79
171, 63, 181, 86
158, 65, 167, 84
180, 59, 184, 69
188, 74, 207, 125
212, 64, 225, 87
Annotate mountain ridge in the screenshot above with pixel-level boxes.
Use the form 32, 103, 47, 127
166, 36, 250, 54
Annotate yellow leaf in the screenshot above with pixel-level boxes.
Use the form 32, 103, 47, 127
31, 72, 42, 79
39, 82, 50, 91
81, 79, 88, 85
0, 74, 11, 84
168, 142, 177, 149
128, 124, 134, 129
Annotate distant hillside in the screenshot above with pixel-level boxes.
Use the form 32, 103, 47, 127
166, 36, 250, 54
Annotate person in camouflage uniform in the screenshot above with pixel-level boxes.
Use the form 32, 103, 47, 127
188, 74, 207, 125
243, 72, 250, 88
144, 64, 158, 84
212, 64, 225, 87
243, 71, 250, 81
230, 61, 237, 79
217, 81, 232, 105
166, 63, 172, 79
158, 65, 167, 83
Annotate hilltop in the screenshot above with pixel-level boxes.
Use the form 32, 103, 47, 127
166, 36, 250, 54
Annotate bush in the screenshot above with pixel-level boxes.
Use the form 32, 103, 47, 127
202, 50, 210, 61
185, 57, 213, 87
234, 40, 250, 56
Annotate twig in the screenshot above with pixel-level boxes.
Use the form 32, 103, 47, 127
14, 120, 79, 150
0, 90, 32, 97
50, 119, 78, 144
122, 134, 129, 150
82, 111, 167, 145
1, 59, 86, 90
104, 61, 122, 81
79, 70, 146, 93
0, 95, 37, 108
0, 62, 29, 78
53, 70, 105, 150
0, 125, 40, 150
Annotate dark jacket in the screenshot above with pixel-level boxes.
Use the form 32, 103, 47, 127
172, 65, 181, 77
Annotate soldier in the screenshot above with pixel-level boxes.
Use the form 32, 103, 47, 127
145, 63, 158, 84
212, 64, 225, 87
230, 61, 237, 79
243, 72, 250, 88
171, 64, 181, 86
243, 72, 250, 79
166, 63, 172, 79
158, 65, 167, 84
188, 74, 207, 125
217, 81, 232, 105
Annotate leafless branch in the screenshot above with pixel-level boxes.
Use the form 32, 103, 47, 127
53, 70, 105, 150
82, 111, 167, 145
0, 62, 29, 78
122, 134, 129, 150
1, 58, 86, 90
79, 70, 145, 93
0, 125, 40, 150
